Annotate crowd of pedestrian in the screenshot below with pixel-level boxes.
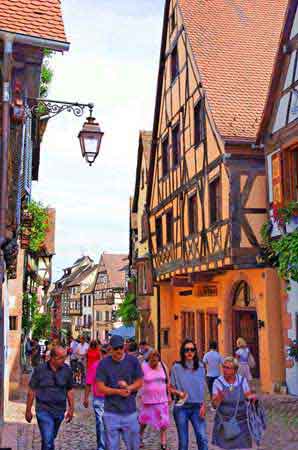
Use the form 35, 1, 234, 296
25, 334, 265, 450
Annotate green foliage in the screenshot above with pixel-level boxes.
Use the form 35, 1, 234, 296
116, 292, 139, 326
24, 200, 49, 253
288, 340, 298, 361
40, 49, 54, 98
261, 208, 298, 286
22, 292, 38, 334
32, 313, 51, 340
271, 230, 298, 284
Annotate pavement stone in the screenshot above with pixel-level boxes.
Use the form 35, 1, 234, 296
1, 387, 298, 450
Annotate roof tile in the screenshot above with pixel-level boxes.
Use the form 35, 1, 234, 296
178, 0, 288, 139
0, 0, 68, 44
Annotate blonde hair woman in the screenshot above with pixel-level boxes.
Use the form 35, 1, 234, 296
235, 337, 253, 381
211, 357, 257, 449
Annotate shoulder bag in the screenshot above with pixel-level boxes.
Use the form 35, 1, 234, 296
248, 351, 256, 369
216, 378, 242, 441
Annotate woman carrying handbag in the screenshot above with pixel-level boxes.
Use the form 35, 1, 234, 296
212, 357, 257, 449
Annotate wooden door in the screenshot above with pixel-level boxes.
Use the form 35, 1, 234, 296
181, 311, 195, 342
233, 310, 260, 378
197, 311, 206, 358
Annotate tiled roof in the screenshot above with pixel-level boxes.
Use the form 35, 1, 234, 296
0, 0, 68, 44
67, 264, 96, 287
178, 0, 288, 139
101, 253, 128, 289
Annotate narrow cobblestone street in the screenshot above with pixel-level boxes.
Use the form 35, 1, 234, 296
2, 387, 298, 450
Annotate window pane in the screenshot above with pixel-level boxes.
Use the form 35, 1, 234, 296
209, 178, 221, 224
172, 124, 180, 167
289, 92, 298, 123
284, 50, 296, 89
162, 137, 169, 176
171, 46, 179, 82
166, 209, 173, 243
194, 100, 204, 146
291, 6, 298, 39
156, 217, 163, 249
188, 194, 198, 234
273, 93, 290, 132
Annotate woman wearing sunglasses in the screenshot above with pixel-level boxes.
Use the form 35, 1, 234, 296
170, 339, 208, 450
211, 356, 257, 449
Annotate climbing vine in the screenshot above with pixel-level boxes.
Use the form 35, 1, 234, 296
116, 278, 139, 326
22, 200, 49, 253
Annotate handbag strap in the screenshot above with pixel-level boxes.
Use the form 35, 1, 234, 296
216, 376, 244, 421
160, 361, 169, 385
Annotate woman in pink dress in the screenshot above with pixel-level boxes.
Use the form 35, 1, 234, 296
139, 350, 170, 450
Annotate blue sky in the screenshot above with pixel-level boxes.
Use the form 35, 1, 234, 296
33, 0, 164, 279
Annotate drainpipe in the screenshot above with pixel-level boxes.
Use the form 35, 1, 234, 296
0, 33, 14, 428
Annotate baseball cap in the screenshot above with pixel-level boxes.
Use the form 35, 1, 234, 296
110, 335, 124, 349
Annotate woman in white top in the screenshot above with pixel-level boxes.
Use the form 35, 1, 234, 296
212, 357, 256, 449
235, 337, 252, 381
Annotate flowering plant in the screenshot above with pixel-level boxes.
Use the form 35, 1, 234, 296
272, 201, 298, 228
261, 201, 298, 286
288, 340, 298, 362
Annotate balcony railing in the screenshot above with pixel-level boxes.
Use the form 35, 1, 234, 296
153, 220, 231, 273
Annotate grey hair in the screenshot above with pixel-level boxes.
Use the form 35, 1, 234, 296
223, 356, 239, 370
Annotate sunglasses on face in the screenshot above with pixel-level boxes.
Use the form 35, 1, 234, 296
113, 346, 124, 351
222, 365, 235, 370
183, 347, 196, 353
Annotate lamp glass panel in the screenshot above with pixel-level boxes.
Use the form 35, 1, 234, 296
83, 135, 98, 154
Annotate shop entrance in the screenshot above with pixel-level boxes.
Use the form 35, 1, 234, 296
232, 281, 260, 378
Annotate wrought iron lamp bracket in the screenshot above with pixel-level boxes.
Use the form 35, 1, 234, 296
25, 98, 94, 120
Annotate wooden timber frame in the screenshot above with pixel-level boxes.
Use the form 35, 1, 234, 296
147, 0, 268, 280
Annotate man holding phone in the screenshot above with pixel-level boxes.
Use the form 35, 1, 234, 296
25, 346, 74, 450
96, 335, 143, 450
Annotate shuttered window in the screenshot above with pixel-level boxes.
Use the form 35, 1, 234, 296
181, 311, 195, 341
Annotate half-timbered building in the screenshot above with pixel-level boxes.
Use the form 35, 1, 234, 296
130, 131, 156, 346
92, 253, 128, 342
257, 0, 298, 395
147, 0, 288, 392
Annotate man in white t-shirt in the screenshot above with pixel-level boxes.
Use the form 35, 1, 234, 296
75, 336, 89, 364
203, 341, 224, 398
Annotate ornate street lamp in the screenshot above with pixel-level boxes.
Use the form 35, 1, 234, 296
78, 111, 104, 166
24, 98, 104, 166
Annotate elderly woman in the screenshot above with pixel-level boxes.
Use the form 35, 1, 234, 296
139, 349, 170, 450
235, 337, 253, 381
212, 356, 256, 449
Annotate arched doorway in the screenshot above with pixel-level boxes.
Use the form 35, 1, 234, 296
232, 281, 260, 378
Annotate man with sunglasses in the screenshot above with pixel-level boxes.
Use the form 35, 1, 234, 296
96, 335, 143, 450
25, 346, 74, 450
